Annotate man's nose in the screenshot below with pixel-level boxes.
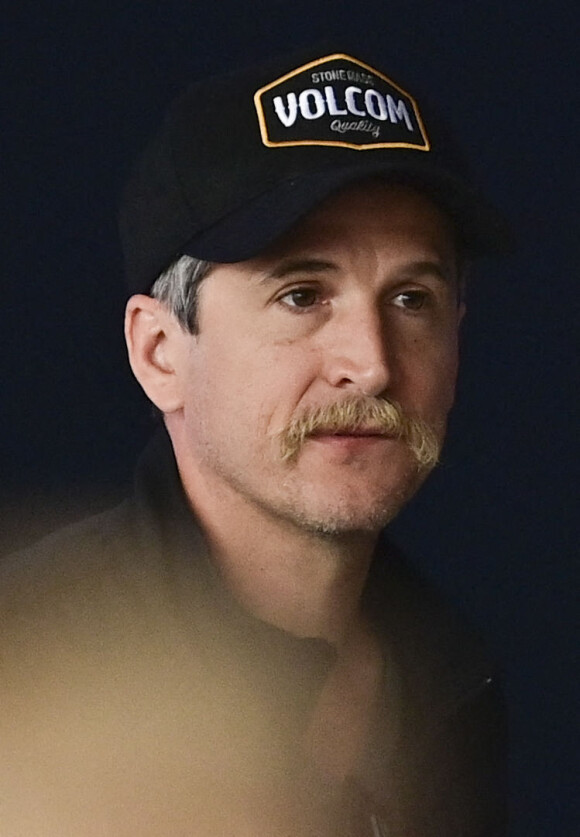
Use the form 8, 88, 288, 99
322, 303, 393, 397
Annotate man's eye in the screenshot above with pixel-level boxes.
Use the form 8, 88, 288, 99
392, 290, 428, 311
279, 288, 320, 309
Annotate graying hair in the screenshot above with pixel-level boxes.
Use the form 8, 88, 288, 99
150, 255, 214, 333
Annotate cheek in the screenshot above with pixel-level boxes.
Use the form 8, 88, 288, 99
186, 341, 321, 438
430, 345, 460, 415
398, 336, 459, 418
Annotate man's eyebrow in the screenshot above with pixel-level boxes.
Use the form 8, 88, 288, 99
260, 258, 338, 282
401, 260, 458, 286
253, 257, 458, 286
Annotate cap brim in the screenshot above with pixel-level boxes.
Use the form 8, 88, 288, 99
182, 162, 513, 263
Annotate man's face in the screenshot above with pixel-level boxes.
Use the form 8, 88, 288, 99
173, 183, 463, 535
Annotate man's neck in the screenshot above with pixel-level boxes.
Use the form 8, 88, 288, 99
174, 455, 378, 646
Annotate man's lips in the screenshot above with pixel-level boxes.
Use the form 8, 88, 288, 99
308, 429, 398, 446
310, 428, 393, 438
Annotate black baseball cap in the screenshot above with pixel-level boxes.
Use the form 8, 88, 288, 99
120, 47, 512, 294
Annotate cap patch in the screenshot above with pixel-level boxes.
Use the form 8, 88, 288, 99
254, 53, 430, 152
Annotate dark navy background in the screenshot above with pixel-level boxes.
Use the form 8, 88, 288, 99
2, 2, 578, 835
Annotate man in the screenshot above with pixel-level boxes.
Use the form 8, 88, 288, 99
1, 48, 508, 835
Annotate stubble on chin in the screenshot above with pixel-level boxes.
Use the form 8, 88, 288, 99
276, 440, 436, 538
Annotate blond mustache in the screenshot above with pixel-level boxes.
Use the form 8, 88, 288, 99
278, 398, 441, 468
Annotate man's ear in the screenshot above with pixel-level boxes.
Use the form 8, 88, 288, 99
124, 295, 189, 414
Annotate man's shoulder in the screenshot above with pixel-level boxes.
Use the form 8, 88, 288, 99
1, 500, 137, 589
0, 430, 210, 641
0, 500, 152, 643
0, 490, 211, 683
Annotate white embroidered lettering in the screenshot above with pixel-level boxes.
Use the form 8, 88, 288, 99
330, 119, 381, 139
273, 93, 298, 127
298, 89, 326, 119
324, 86, 347, 116
311, 69, 347, 83
364, 89, 388, 121
347, 70, 375, 85
345, 86, 365, 117
386, 95, 413, 131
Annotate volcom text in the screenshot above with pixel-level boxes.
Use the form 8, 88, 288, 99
272, 85, 413, 131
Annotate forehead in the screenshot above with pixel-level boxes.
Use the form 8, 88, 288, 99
250, 181, 458, 266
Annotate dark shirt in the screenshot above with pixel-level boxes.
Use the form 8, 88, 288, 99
0, 429, 506, 835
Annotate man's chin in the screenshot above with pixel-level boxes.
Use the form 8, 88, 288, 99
287, 491, 420, 537
285, 463, 434, 536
